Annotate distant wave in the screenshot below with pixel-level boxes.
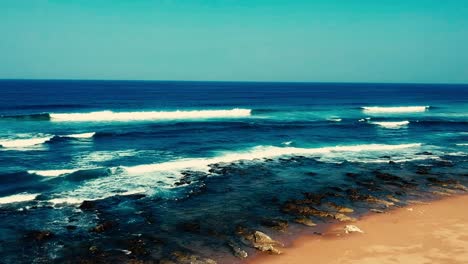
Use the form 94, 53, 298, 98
362, 106, 429, 114
49, 109, 252, 122
0, 136, 53, 148
457, 143, 468, 146
59, 132, 96, 139
372, 121, 410, 129
0, 193, 38, 205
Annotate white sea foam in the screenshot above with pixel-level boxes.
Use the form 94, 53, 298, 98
372, 121, 410, 129
456, 143, 468, 146
28, 169, 79, 177
327, 118, 342, 122
48, 197, 86, 205
0, 136, 53, 148
62, 132, 96, 138
282, 141, 293, 146
0, 193, 38, 205
50, 109, 251, 122
362, 106, 429, 114
41, 143, 423, 205
123, 143, 422, 175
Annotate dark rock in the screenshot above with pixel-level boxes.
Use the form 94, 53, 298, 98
416, 151, 433, 155
25, 230, 54, 242
90, 221, 115, 233
416, 166, 431, 175
171, 251, 217, 264
260, 219, 288, 231
375, 171, 402, 182
79, 200, 97, 211
89, 245, 99, 254
426, 177, 458, 186
345, 172, 360, 178
227, 241, 248, 258
178, 221, 201, 233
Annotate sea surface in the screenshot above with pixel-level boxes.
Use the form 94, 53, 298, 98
0, 80, 467, 263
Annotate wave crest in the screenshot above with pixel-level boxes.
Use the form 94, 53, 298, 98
362, 106, 429, 114
50, 109, 251, 122
372, 121, 410, 129
0, 136, 53, 148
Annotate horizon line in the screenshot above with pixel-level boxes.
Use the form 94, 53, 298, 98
0, 78, 467, 86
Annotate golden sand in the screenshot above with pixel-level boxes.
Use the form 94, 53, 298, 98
248, 195, 468, 264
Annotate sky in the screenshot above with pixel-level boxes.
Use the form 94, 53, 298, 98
1, 1, 467, 83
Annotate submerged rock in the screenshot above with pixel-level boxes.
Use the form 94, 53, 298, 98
227, 241, 248, 258
25, 230, 54, 242
326, 202, 354, 213
294, 217, 317, 227
260, 219, 288, 231
90, 221, 115, 233
171, 251, 217, 264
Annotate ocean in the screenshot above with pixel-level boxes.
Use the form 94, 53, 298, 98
0, 80, 467, 263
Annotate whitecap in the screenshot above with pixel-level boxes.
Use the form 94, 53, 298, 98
327, 118, 342, 122
362, 106, 429, 114
372, 121, 410, 129
28, 169, 79, 177
50, 109, 251, 122
0, 136, 53, 148
62, 132, 96, 139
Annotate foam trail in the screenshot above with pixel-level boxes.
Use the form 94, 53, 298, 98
62, 132, 96, 139
123, 143, 422, 175
372, 121, 410, 129
28, 169, 79, 177
50, 109, 251, 122
362, 106, 429, 114
0, 136, 53, 148
456, 143, 468, 146
0, 193, 38, 205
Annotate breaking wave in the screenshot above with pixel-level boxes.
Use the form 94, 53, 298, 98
0, 136, 53, 148
0, 193, 39, 205
372, 121, 410, 129
362, 106, 429, 114
49, 109, 252, 122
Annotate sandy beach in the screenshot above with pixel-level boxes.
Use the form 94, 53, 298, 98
249, 194, 468, 264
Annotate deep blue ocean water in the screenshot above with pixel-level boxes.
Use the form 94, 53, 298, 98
0, 80, 467, 263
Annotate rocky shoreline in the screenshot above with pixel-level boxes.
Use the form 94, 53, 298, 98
1, 153, 467, 264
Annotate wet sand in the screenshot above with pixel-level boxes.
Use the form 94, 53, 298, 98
248, 194, 468, 264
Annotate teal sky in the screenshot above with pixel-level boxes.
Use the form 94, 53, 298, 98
1, 1, 467, 83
